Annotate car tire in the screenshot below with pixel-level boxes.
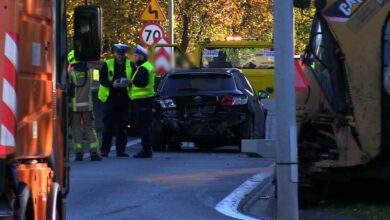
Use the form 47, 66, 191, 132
152, 119, 167, 152
167, 141, 182, 152
241, 116, 255, 139
194, 141, 216, 151
14, 182, 34, 220
242, 113, 266, 140
238, 115, 259, 152
254, 110, 267, 139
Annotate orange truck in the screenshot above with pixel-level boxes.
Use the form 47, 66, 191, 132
0, 0, 100, 219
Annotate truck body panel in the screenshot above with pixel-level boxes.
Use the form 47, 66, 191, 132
16, 0, 54, 159
0, 0, 68, 219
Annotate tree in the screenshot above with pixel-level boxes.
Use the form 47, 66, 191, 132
295, 6, 316, 54
174, 0, 274, 53
66, 0, 315, 56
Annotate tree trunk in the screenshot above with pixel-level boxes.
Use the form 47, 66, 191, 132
180, 14, 190, 53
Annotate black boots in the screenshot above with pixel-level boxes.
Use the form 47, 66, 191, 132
75, 152, 83, 161
99, 151, 130, 157
75, 152, 102, 161
91, 152, 102, 161
133, 148, 152, 158
116, 152, 130, 157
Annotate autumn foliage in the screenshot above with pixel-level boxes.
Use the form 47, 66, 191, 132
66, 0, 314, 55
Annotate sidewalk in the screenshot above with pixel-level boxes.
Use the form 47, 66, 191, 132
239, 177, 362, 220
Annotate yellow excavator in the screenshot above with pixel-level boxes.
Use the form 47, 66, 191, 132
293, 0, 390, 195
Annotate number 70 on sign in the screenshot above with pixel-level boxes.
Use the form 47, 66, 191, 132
140, 22, 166, 47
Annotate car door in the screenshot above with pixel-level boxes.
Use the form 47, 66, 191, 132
234, 72, 266, 138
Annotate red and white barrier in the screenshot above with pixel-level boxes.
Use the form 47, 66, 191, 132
0, 32, 18, 156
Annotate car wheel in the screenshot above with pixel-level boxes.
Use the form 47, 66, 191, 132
254, 110, 267, 139
167, 141, 181, 151
194, 141, 216, 151
152, 119, 167, 152
242, 113, 266, 140
240, 116, 254, 139
14, 182, 34, 220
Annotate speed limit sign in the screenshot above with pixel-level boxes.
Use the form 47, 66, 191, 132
140, 22, 165, 47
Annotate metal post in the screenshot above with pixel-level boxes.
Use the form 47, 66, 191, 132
273, 1, 299, 220
168, 0, 174, 43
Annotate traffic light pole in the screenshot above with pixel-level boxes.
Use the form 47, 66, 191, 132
168, 0, 174, 43
273, 1, 299, 219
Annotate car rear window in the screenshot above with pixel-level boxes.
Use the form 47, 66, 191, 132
163, 73, 236, 92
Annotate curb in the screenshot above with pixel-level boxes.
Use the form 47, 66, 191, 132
237, 175, 363, 220
238, 175, 275, 220
215, 172, 272, 220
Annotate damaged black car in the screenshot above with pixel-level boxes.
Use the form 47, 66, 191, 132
152, 68, 267, 151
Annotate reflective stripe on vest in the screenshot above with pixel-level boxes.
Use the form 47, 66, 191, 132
98, 59, 132, 102
130, 61, 155, 100
70, 70, 93, 112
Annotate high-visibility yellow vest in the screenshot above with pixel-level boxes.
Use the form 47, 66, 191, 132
98, 59, 132, 102
130, 61, 155, 100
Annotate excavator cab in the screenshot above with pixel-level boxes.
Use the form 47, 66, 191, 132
294, 0, 390, 192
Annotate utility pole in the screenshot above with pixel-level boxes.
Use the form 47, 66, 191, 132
168, 0, 174, 43
273, 1, 299, 220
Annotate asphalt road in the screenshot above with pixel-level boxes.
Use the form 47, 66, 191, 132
66, 141, 273, 220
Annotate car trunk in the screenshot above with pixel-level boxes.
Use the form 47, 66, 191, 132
161, 92, 248, 139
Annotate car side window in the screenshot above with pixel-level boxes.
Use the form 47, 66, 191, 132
233, 74, 245, 92
237, 73, 254, 95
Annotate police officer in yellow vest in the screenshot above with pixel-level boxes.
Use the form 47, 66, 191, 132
68, 50, 102, 161
132, 45, 155, 158
98, 44, 135, 157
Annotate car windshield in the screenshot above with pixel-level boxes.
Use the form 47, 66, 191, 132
163, 73, 236, 92
201, 47, 274, 69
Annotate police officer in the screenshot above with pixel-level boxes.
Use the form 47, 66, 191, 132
132, 45, 155, 158
99, 44, 135, 157
68, 50, 102, 161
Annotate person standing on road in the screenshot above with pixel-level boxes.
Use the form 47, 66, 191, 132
99, 44, 135, 157
68, 50, 102, 161
131, 45, 155, 158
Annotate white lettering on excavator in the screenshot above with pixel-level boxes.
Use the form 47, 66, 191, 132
339, 0, 364, 16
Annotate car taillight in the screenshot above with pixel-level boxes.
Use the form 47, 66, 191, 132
220, 95, 248, 106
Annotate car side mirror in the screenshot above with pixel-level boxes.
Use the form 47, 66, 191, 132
258, 90, 270, 99
73, 6, 102, 61
266, 87, 274, 94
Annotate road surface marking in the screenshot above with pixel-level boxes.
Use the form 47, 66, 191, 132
215, 172, 272, 220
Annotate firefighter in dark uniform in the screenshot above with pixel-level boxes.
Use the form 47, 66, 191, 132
132, 45, 155, 158
98, 44, 135, 157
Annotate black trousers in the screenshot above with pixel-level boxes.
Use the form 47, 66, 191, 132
133, 97, 153, 152
101, 99, 129, 154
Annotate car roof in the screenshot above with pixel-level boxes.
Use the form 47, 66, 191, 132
168, 68, 241, 76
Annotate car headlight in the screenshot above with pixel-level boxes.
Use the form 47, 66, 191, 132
159, 98, 176, 109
